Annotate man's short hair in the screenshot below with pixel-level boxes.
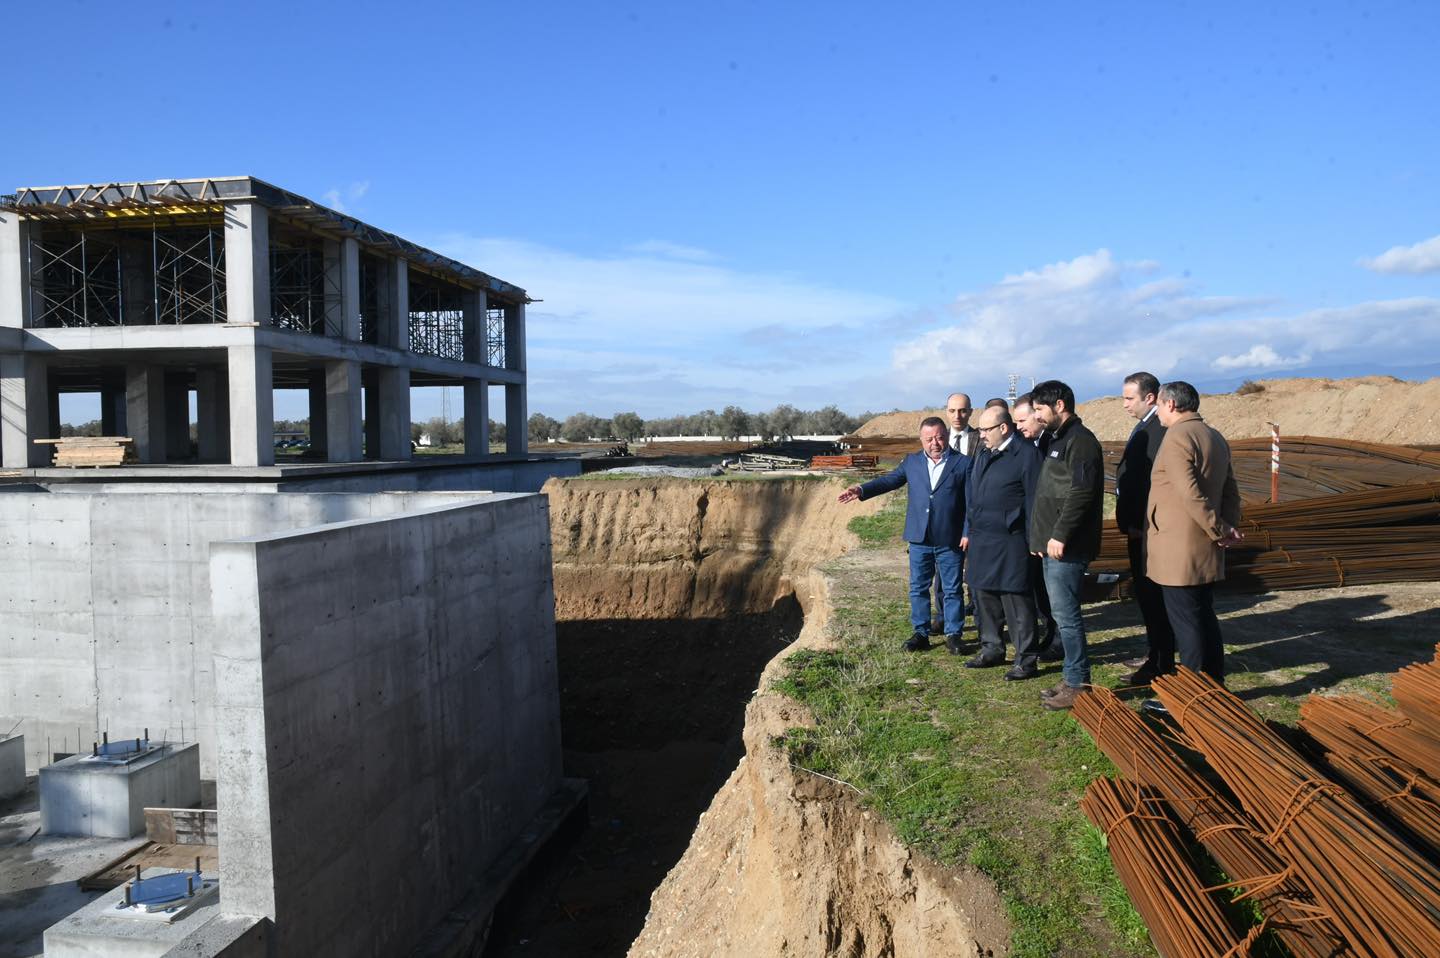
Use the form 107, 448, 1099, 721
984, 397, 1009, 409
993, 409, 1014, 427
1159, 381, 1201, 413
1031, 380, 1076, 412
920, 415, 948, 433
1013, 392, 1033, 409
1124, 371, 1161, 399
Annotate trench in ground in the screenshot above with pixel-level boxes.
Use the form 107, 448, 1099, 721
484, 593, 804, 957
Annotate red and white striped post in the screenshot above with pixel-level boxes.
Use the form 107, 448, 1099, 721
1267, 421, 1280, 503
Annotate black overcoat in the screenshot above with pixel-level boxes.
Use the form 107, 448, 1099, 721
964, 437, 1040, 593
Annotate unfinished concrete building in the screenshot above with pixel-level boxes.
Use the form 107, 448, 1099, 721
0, 177, 528, 469
0, 179, 578, 957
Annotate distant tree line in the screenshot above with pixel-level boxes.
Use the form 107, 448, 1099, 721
526, 405, 877, 443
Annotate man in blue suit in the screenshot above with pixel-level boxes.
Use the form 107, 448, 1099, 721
961, 405, 1043, 679
839, 416, 970, 652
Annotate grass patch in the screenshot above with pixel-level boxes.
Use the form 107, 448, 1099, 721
774, 579, 1152, 957
847, 493, 905, 547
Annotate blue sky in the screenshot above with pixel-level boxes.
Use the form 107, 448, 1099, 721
9, 0, 1439, 422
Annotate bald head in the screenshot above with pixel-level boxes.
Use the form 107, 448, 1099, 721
976, 405, 1013, 451
945, 393, 973, 433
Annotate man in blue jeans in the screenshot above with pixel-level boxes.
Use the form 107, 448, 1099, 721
839, 416, 970, 652
1026, 380, 1105, 710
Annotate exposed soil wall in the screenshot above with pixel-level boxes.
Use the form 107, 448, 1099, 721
514, 477, 1007, 958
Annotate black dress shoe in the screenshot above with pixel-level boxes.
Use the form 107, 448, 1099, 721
1122, 655, 1149, 669
945, 634, 965, 655
903, 631, 932, 652
1003, 666, 1039, 681
964, 653, 1005, 669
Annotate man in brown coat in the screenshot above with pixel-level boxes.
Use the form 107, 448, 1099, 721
1145, 381, 1244, 682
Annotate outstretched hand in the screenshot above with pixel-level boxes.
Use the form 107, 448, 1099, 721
838, 485, 862, 504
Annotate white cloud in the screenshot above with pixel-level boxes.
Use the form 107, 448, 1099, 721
1361, 234, 1440, 274
624, 239, 718, 262
891, 250, 1440, 404
320, 180, 371, 215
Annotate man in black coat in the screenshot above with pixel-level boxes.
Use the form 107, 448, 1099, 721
1114, 371, 1175, 685
1013, 392, 1060, 661
961, 405, 1043, 680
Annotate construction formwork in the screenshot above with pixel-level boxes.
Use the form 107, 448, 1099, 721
0, 177, 530, 467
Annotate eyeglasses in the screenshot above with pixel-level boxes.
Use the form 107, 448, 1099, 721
977, 423, 1006, 433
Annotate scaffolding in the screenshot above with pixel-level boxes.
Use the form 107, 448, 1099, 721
268, 227, 336, 337
358, 251, 386, 345
408, 271, 466, 361
26, 220, 226, 327
486, 307, 506, 368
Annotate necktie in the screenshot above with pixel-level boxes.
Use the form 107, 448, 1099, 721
953, 431, 965, 455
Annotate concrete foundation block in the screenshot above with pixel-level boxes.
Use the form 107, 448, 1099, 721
42, 876, 265, 958
0, 733, 24, 798
40, 742, 201, 838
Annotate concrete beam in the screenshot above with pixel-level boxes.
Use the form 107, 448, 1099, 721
377, 366, 411, 461
223, 202, 270, 327
125, 364, 167, 464
1, 354, 51, 467
325, 360, 362, 462
463, 380, 489, 456
228, 345, 274, 467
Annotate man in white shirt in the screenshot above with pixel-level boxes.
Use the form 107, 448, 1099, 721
932, 392, 978, 638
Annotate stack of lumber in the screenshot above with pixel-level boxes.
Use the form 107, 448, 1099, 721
35, 436, 138, 467
809, 454, 879, 472
1075, 657, 1440, 957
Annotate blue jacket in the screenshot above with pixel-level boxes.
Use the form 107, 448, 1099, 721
964, 438, 1040, 592
859, 451, 969, 546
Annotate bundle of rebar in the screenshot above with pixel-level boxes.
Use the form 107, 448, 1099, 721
1392, 659, 1440, 742
1297, 694, 1440, 776
1299, 697, 1440, 852
1073, 686, 1349, 958
1080, 777, 1252, 958
1154, 669, 1440, 957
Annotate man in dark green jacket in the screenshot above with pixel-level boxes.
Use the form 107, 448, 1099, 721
1027, 379, 1104, 710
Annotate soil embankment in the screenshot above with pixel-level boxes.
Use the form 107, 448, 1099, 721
486, 478, 1003, 957
855, 375, 1440, 444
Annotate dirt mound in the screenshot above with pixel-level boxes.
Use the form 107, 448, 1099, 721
855, 376, 1440, 444
853, 409, 947, 437
629, 573, 1009, 958
544, 477, 882, 621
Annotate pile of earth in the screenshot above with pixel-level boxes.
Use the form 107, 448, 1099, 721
853, 375, 1440, 444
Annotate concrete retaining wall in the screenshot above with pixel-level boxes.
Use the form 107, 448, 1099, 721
0, 490, 494, 776
211, 495, 561, 956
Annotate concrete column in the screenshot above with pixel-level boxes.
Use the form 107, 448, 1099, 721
46, 384, 60, 442
164, 372, 191, 461
196, 367, 229, 462
307, 368, 328, 454
125, 364, 167, 464
505, 381, 527, 456
0, 212, 30, 329
504, 302, 526, 372
1, 354, 51, 467
362, 367, 380, 459
227, 345, 274, 467
340, 238, 360, 341
377, 367, 411, 460
324, 360, 362, 462
386, 258, 409, 351
462, 287, 486, 364
223, 202, 270, 326
100, 371, 127, 437
463, 379, 489, 456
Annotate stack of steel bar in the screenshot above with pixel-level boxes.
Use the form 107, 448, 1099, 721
1153, 669, 1440, 957
1392, 658, 1440, 741
1091, 478, 1440, 594
1079, 777, 1254, 958
1073, 686, 1349, 958
1299, 696, 1440, 852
